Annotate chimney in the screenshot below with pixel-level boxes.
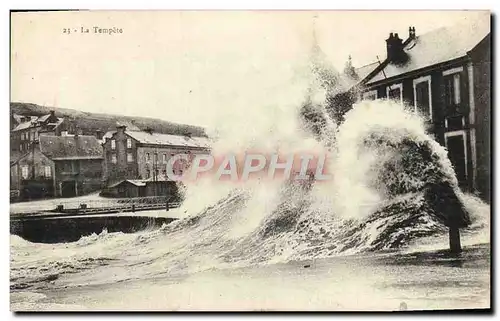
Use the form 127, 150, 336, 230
386, 32, 408, 65
96, 129, 104, 140
185, 132, 192, 138
144, 127, 154, 135
50, 110, 55, 117
408, 26, 416, 40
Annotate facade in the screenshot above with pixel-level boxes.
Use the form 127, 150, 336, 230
102, 126, 211, 188
10, 111, 65, 153
10, 134, 104, 199
336, 19, 491, 202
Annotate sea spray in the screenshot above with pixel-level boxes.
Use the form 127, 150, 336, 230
10, 97, 490, 289
10, 53, 490, 290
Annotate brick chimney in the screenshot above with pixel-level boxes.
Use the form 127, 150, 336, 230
408, 26, 416, 40
386, 32, 408, 65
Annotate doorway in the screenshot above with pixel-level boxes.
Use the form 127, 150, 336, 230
61, 181, 77, 198
445, 131, 468, 189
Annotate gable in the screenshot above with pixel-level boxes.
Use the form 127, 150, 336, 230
364, 19, 490, 86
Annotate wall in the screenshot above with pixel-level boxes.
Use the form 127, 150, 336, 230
136, 145, 208, 179
11, 113, 62, 153
103, 127, 139, 184
471, 35, 491, 202
363, 60, 475, 193
10, 147, 55, 199
54, 158, 103, 196
11, 216, 176, 243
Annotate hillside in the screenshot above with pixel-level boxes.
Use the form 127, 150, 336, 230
10, 102, 207, 137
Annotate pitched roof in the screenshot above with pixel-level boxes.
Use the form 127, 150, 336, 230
337, 61, 380, 90
366, 19, 490, 85
125, 131, 211, 149
11, 114, 64, 132
109, 179, 146, 188
12, 114, 23, 124
100, 130, 116, 144
12, 116, 38, 131
39, 135, 103, 160
40, 118, 64, 132
37, 114, 53, 123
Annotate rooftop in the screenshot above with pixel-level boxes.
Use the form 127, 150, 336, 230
39, 135, 103, 160
12, 114, 64, 132
366, 19, 490, 85
125, 130, 211, 149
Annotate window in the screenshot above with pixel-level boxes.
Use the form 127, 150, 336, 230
34, 131, 39, 140
127, 138, 132, 149
111, 154, 117, 164
362, 90, 377, 101
127, 153, 134, 162
413, 76, 432, 119
111, 139, 116, 150
145, 169, 150, 179
21, 165, 29, 179
444, 73, 462, 115
44, 166, 52, 178
146, 153, 150, 162
154, 153, 158, 163
163, 153, 167, 164
386, 83, 403, 103
20, 144, 23, 151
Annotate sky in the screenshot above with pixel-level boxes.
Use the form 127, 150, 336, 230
11, 10, 489, 128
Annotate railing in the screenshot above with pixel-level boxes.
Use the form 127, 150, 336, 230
57, 196, 180, 210
11, 196, 182, 216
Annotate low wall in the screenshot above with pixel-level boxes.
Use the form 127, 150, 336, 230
10, 215, 177, 244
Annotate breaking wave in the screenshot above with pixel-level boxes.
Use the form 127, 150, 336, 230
11, 50, 490, 291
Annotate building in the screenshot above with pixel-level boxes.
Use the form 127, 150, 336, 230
10, 111, 65, 153
102, 126, 211, 192
104, 179, 180, 199
334, 18, 491, 202
10, 134, 104, 199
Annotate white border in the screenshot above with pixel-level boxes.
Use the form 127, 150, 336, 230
413, 75, 433, 119
3, 3, 497, 318
442, 66, 464, 76
467, 62, 478, 190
